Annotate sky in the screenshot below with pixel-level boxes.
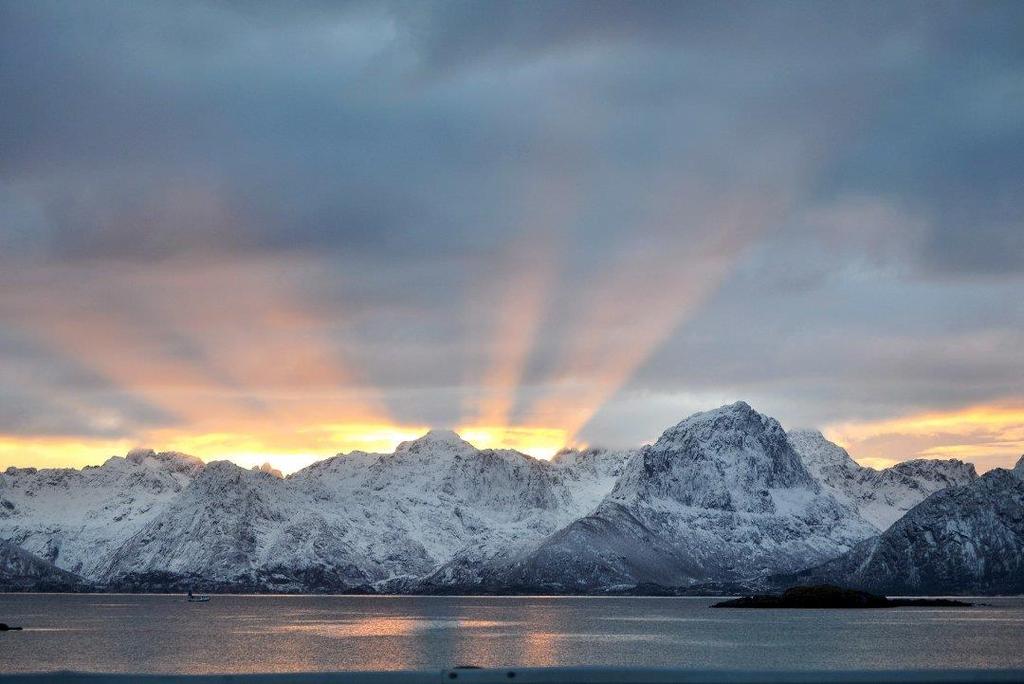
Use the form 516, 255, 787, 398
1, 0, 1022, 473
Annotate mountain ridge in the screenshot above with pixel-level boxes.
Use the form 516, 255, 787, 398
789, 463, 1024, 595
787, 429, 976, 531
463, 402, 876, 593
0, 402, 1006, 594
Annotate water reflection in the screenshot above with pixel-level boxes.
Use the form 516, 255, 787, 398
263, 617, 509, 638
0, 595, 1023, 673
511, 602, 564, 666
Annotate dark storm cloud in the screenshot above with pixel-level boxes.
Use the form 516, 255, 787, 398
0, 0, 1021, 458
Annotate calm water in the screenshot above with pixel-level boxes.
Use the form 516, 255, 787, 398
1, 594, 1023, 674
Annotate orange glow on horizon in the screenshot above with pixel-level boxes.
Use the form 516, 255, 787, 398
0, 424, 430, 475
454, 425, 574, 460
3, 401, 1021, 475
0, 435, 136, 471
147, 423, 432, 473
826, 402, 1024, 472
0, 256, 417, 474
0, 422, 574, 474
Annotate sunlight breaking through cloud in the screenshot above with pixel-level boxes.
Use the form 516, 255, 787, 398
0, 1, 1021, 474
464, 175, 577, 432
523, 175, 799, 441
826, 402, 1024, 472
453, 425, 573, 460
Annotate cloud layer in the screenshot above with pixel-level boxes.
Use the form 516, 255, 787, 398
1, 1, 1022, 470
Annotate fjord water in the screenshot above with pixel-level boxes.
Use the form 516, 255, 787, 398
1, 595, 1023, 674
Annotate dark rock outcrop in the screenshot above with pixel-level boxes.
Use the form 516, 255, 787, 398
713, 584, 971, 608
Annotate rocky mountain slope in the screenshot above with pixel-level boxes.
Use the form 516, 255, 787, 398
791, 456, 1024, 595
788, 430, 976, 531
471, 402, 878, 592
0, 403, 999, 593
2, 431, 630, 592
0, 449, 203, 579
0, 539, 86, 591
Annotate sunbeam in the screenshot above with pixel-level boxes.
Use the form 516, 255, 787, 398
453, 424, 573, 460
0, 256, 402, 470
523, 175, 798, 441
464, 174, 579, 431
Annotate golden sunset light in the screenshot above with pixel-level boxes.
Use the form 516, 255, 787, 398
452, 425, 574, 460
0, 423, 576, 473
464, 178, 574, 432
0, 435, 136, 471
826, 402, 1024, 472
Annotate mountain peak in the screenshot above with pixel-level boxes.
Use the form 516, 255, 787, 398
611, 401, 817, 512
1013, 455, 1024, 479
657, 401, 778, 447
667, 400, 760, 429
252, 462, 284, 479
695, 400, 756, 420
395, 429, 477, 455
125, 448, 204, 474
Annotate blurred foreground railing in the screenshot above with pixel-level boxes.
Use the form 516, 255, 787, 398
2, 670, 1023, 684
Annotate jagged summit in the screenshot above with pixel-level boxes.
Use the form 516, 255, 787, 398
611, 401, 815, 511
787, 429, 976, 531
199, 459, 245, 473
395, 429, 477, 455
0, 401, 1007, 594
252, 462, 284, 479
1014, 455, 1024, 478
888, 458, 976, 485
125, 448, 204, 474
125, 447, 159, 463
488, 401, 876, 592
664, 400, 759, 431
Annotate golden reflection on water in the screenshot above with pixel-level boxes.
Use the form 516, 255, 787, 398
267, 617, 508, 639
253, 608, 570, 668
500, 602, 564, 667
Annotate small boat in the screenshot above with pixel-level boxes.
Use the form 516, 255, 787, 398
186, 591, 210, 603
0, 623, 23, 631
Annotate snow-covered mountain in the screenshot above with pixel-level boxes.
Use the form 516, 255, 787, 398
788, 430, 977, 531
0, 539, 85, 591
0, 449, 202, 578
474, 402, 878, 592
792, 456, 1024, 595
0, 404, 1002, 593
411, 443, 634, 590
99, 460, 341, 591
0, 430, 630, 592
